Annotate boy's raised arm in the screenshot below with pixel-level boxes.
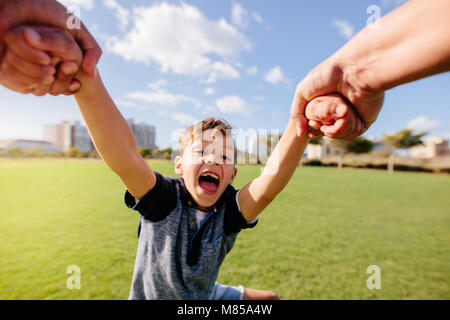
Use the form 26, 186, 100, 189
1, 24, 155, 198
74, 71, 156, 199
238, 94, 353, 222
237, 120, 309, 222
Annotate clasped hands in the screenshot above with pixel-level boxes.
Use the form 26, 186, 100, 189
0, 25, 384, 141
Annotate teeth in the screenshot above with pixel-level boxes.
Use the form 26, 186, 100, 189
201, 172, 219, 180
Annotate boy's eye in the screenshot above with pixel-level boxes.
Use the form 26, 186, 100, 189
194, 150, 203, 155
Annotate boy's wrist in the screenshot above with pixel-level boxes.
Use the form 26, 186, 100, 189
73, 69, 100, 97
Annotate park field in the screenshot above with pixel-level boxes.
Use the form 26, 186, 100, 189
0, 158, 449, 300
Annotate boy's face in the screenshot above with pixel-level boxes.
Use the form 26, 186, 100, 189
175, 129, 237, 211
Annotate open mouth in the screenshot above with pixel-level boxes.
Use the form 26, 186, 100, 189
198, 172, 220, 194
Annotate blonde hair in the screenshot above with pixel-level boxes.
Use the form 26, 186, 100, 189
179, 117, 234, 156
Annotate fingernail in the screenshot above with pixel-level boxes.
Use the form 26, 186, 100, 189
69, 82, 80, 91
62, 65, 78, 75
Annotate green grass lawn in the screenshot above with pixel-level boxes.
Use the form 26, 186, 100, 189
0, 158, 449, 299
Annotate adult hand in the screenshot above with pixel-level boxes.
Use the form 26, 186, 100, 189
291, 58, 385, 140
1, 25, 83, 95
0, 0, 101, 94
291, 0, 450, 141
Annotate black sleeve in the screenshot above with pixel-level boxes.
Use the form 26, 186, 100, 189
223, 187, 258, 235
124, 171, 177, 222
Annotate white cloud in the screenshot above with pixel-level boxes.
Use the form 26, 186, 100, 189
127, 80, 201, 108
231, 3, 263, 29
172, 112, 196, 125
57, 0, 94, 10
264, 66, 288, 85
201, 105, 217, 116
106, 2, 250, 83
406, 116, 440, 132
147, 79, 167, 91
204, 62, 240, 84
246, 66, 258, 75
204, 87, 215, 96
115, 99, 137, 108
333, 19, 354, 39
216, 95, 251, 116
252, 12, 263, 23
231, 2, 249, 28
103, 0, 130, 31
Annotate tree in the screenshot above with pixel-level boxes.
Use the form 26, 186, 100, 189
139, 147, 152, 159
324, 136, 374, 170
381, 129, 426, 173
160, 148, 173, 160
309, 137, 323, 145
347, 137, 374, 154
325, 138, 349, 170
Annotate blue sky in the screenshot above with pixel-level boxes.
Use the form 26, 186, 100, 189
0, 0, 449, 149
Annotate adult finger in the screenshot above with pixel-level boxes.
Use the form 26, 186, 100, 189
50, 61, 79, 96
70, 21, 102, 77
4, 48, 56, 78
308, 120, 322, 131
63, 79, 81, 95
0, 80, 34, 94
4, 28, 52, 65
24, 26, 83, 63
320, 119, 348, 138
305, 94, 348, 122
0, 59, 54, 89
319, 102, 369, 140
290, 80, 310, 137
24, 26, 83, 95
32, 81, 53, 97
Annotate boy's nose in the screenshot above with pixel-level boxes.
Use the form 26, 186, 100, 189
204, 154, 216, 165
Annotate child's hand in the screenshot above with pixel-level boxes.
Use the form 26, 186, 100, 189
0, 25, 83, 96
305, 94, 365, 140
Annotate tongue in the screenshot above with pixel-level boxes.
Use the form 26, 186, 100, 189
199, 180, 218, 193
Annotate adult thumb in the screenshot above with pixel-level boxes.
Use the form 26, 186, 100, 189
72, 23, 102, 77
290, 84, 309, 137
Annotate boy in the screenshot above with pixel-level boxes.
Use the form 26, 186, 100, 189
3, 25, 356, 300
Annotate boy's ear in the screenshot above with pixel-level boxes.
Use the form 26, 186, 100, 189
230, 167, 237, 183
174, 155, 183, 176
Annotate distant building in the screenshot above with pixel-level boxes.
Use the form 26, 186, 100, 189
43, 119, 156, 152
44, 121, 93, 151
410, 137, 449, 159
127, 119, 156, 149
306, 140, 352, 159
0, 139, 61, 152
306, 143, 328, 160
